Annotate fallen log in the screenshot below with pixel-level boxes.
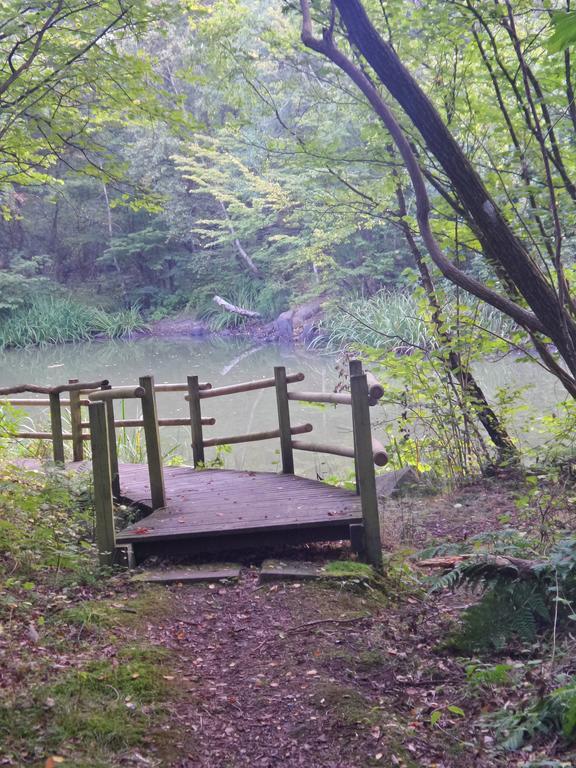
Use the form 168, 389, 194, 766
213, 295, 261, 318
417, 554, 545, 578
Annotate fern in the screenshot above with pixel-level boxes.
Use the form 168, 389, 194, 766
425, 538, 576, 651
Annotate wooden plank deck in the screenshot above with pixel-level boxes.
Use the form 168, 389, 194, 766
11, 459, 364, 553
116, 466, 362, 544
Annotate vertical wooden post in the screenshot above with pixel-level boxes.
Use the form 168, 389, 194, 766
274, 366, 294, 474
349, 359, 363, 495
68, 379, 84, 462
89, 402, 116, 567
139, 375, 166, 510
351, 370, 383, 571
187, 375, 205, 467
49, 391, 65, 464
102, 384, 120, 498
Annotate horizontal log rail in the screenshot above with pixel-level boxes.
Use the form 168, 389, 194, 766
154, 382, 211, 393
203, 422, 312, 448
0, 398, 91, 407
0, 380, 109, 396
291, 439, 355, 459
288, 391, 352, 406
88, 386, 145, 401
194, 372, 305, 400
366, 372, 384, 401
79, 417, 216, 429
291, 437, 388, 466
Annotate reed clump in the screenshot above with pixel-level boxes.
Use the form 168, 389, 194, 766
0, 296, 146, 349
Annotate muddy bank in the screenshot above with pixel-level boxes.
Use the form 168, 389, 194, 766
143, 296, 327, 344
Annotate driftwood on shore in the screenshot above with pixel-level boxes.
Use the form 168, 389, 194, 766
213, 295, 262, 318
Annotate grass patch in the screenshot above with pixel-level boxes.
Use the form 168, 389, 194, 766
0, 645, 175, 767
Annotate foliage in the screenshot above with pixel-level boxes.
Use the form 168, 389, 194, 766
0, 465, 95, 583
362, 343, 521, 482
487, 677, 576, 751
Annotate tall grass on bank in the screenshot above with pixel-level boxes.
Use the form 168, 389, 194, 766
316, 289, 516, 352
0, 297, 146, 349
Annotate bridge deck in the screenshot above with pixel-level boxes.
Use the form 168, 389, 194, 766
115, 465, 362, 547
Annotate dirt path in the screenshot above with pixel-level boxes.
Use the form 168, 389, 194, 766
138, 569, 488, 768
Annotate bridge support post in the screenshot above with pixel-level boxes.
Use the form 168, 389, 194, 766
101, 384, 120, 498
187, 375, 205, 467
68, 379, 84, 462
89, 401, 116, 567
351, 367, 383, 571
140, 375, 166, 510
49, 392, 65, 465
274, 366, 294, 474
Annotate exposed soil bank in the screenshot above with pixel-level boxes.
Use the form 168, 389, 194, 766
144, 296, 327, 345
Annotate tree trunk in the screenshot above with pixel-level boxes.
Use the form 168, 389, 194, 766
333, 0, 576, 378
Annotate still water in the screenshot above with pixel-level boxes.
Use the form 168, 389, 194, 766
0, 336, 569, 475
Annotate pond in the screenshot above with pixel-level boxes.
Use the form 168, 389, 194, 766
0, 336, 569, 476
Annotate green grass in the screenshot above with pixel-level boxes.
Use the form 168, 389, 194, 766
0, 296, 147, 349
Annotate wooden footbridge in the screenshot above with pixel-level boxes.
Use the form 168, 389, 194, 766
0, 361, 387, 568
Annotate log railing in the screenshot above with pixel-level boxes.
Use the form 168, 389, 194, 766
0, 379, 215, 464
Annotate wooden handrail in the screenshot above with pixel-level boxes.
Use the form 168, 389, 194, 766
0, 398, 90, 407
290, 437, 387, 466
371, 438, 388, 467
194, 372, 304, 400
291, 440, 355, 459
79, 417, 216, 429
287, 391, 352, 406
0, 380, 108, 396
203, 422, 312, 448
366, 371, 384, 401
88, 386, 145, 401
154, 382, 212, 393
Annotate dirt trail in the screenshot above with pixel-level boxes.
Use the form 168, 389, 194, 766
140, 569, 475, 768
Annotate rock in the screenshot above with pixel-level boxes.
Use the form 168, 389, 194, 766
274, 309, 294, 341
375, 467, 421, 498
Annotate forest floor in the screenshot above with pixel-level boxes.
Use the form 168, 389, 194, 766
2, 476, 575, 768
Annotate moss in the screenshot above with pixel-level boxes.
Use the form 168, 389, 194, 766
324, 561, 375, 580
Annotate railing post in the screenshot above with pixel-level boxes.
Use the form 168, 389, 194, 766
49, 391, 65, 464
139, 375, 166, 509
350, 368, 383, 571
187, 375, 205, 467
274, 366, 294, 474
349, 359, 363, 494
68, 379, 84, 462
89, 402, 116, 567
102, 384, 120, 498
